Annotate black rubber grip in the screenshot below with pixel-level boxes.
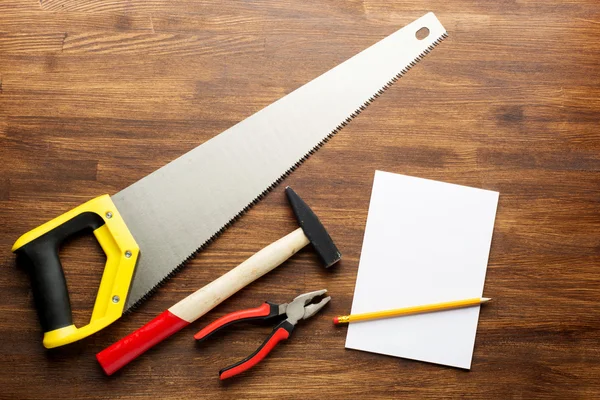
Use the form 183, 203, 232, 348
195, 302, 281, 343
15, 212, 105, 332
219, 319, 295, 378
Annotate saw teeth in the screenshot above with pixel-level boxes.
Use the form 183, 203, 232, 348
125, 30, 448, 313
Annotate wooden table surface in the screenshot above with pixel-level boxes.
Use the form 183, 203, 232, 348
1, 1, 599, 399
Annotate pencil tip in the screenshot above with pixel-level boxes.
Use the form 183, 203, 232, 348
481, 297, 492, 303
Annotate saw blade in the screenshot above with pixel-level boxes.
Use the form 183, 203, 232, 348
113, 12, 447, 310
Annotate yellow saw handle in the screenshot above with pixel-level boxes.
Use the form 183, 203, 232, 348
12, 195, 139, 348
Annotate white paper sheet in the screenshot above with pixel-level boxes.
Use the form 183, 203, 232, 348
345, 171, 499, 369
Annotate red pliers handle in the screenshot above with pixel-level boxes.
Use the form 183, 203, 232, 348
195, 290, 330, 380
219, 320, 294, 380
194, 302, 292, 380
194, 302, 281, 342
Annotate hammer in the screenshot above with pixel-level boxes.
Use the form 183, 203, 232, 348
97, 187, 341, 375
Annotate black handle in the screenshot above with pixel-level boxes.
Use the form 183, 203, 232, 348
194, 302, 281, 342
15, 212, 105, 333
219, 320, 295, 380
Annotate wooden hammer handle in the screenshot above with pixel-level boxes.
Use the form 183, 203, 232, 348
97, 227, 309, 375
170, 227, 309, 321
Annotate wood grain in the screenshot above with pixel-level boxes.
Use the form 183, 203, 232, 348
1, 1, 599, 399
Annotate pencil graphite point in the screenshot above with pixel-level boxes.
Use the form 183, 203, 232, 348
481, 297, 492, 303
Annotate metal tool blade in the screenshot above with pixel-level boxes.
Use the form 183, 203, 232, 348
113, 12, 447, 310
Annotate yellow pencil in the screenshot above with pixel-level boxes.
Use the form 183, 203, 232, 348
333, 297, 491, 325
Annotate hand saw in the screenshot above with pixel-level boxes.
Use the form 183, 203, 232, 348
11, 12, 447, 349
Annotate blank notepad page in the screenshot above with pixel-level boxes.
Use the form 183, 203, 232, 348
345, 171, 499, 369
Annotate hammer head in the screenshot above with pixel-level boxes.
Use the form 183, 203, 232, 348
286, 187, 341, 268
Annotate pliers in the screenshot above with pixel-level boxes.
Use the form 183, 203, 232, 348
194, 289, 331, 380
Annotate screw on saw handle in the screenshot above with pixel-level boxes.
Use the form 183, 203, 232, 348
12, 195, 139, 348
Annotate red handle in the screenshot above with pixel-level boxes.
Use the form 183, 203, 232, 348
194, 303, 273, 341
219, 320, 294, 380
96, 310, 189, 375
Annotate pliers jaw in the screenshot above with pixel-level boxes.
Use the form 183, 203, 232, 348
194, 289, 330, 380
284, 289, 331, 325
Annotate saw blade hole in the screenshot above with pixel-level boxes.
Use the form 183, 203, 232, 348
416, 27, 430, 40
